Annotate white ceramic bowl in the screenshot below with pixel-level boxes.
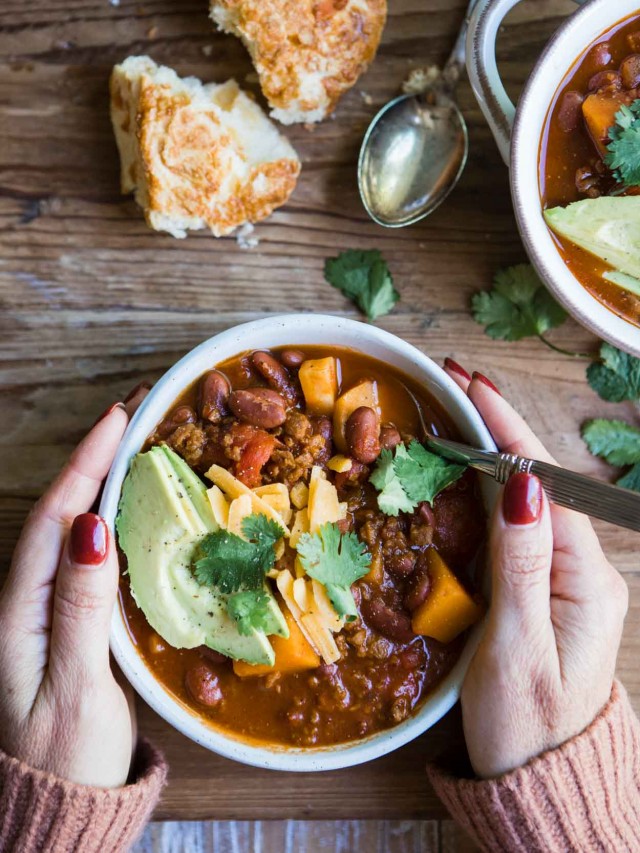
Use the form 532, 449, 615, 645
467, 0, 640, 356
100, 314, 497, 771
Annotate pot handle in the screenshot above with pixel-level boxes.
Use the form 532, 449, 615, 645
466, 0, 586, 165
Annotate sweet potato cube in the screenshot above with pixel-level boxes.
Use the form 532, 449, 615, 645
299, 357, 338, 416
332, 379, 379, 452
582, 93, 626, 156
233, 608, 320, 677
411, 549, 484, 643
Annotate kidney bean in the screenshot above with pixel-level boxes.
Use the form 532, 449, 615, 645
198, 370, 230, 423
379, 423, 402, 450
587, 70, 621, 93
229, 388, 287, 428
251, 351, 298, 404
156, 405, 197, 438
398, 643, 424, 671
361, 599, 415, 643
345, 406, 381, 464
621, 55, 640, 89
185, 665, 224, 707
587, 41, 612, 71
557, 91, 584, 132
418, 502, 435, 527
404, 564, 432, 612
280, 348, 306, 369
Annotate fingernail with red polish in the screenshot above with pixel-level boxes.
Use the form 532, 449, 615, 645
444, 358, 472, 381
92, 401, 125, 428
472, 371, 502, 396
70, 513, 108, 565
124, 381, 152, 404
503, 473, 543, 526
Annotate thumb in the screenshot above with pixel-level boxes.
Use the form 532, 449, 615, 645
489, 473, 554, 638
50, 513, 118, 680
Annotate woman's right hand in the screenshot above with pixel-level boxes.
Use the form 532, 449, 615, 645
444, 362, 629, 780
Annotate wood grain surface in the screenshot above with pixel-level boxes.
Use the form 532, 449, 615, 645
133, 819, 479, 853
1, 0, 638, 828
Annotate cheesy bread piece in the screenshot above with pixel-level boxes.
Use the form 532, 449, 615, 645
209, 0, 387, 124
110, 56, 300, 238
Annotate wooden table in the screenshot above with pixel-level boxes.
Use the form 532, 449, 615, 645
1, 0, 638, 834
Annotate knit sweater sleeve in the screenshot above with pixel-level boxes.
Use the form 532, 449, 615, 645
0, 738, 167, 853
427, 681, 640, 853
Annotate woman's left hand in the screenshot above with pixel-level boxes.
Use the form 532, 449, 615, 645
0, 395, 142, 788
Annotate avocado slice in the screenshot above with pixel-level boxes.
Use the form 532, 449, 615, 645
116, 447, 286, 665
544, 196, 640, 280
603, 269, 640, 297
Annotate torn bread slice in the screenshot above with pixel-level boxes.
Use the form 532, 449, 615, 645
110, 56, 300, 238
209, 0, 387, 124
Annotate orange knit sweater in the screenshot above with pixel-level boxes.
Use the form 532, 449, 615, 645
1, 683, 638, 852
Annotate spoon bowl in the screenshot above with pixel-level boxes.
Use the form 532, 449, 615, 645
358, 0, 478, 228
358, 90, 469, 227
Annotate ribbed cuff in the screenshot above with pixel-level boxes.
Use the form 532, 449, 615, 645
0, 738, 167, 853
428, 681, 640, 853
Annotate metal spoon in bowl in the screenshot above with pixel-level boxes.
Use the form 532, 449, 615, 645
358, 0, 480, 228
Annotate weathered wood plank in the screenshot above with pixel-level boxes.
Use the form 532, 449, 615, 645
131, 819, 446, 853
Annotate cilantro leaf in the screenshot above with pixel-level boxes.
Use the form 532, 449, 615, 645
297, 523, 371, 587
193, 513, 283, 594
581, 419, 640, 466
369, 441, 466, 515
617, 462, 640, 493
604, 100, 640, 187
297, 523, 371, 620
472, 263, 567, 341
369, 446, 414, 516
586, 342, 640, 402
395, 442, 467, 506
242, 514, 285, 549
324, 249, 399, 322
227, 590, 272, 636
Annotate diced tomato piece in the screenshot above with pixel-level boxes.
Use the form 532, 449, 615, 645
235, 432, 276, 487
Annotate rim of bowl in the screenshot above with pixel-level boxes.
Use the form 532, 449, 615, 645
511, 0, 640, 357
101, 314, 497, 772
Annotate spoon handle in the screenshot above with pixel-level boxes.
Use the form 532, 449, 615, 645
442, 0, 485, 89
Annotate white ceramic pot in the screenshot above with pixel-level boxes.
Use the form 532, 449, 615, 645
100, 314, 497, 771
467, 0, 640, 356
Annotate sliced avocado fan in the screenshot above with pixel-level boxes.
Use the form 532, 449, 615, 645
116, 446, 287, 666
544, 196, 640, 281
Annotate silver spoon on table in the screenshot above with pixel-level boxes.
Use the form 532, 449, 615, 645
358, 0, 480, 228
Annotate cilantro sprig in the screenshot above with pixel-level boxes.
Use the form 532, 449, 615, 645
604, 99, 640, 188
472, 264, 569, 351
370, 441, 466, 517
472, 266, 640, 495
587, 342, 640, 402
193, 514, 284, 594
297, 522, 371, 621
324, 249, 399, 322
582, 419, 640, 493
227, 590, 272, 636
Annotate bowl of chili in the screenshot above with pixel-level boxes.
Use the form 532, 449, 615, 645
468, 0, 640, 355
101, 314, 496, 771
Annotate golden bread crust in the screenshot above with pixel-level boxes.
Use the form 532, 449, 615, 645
210, 0, 387, 123
109, 57, 300, 238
